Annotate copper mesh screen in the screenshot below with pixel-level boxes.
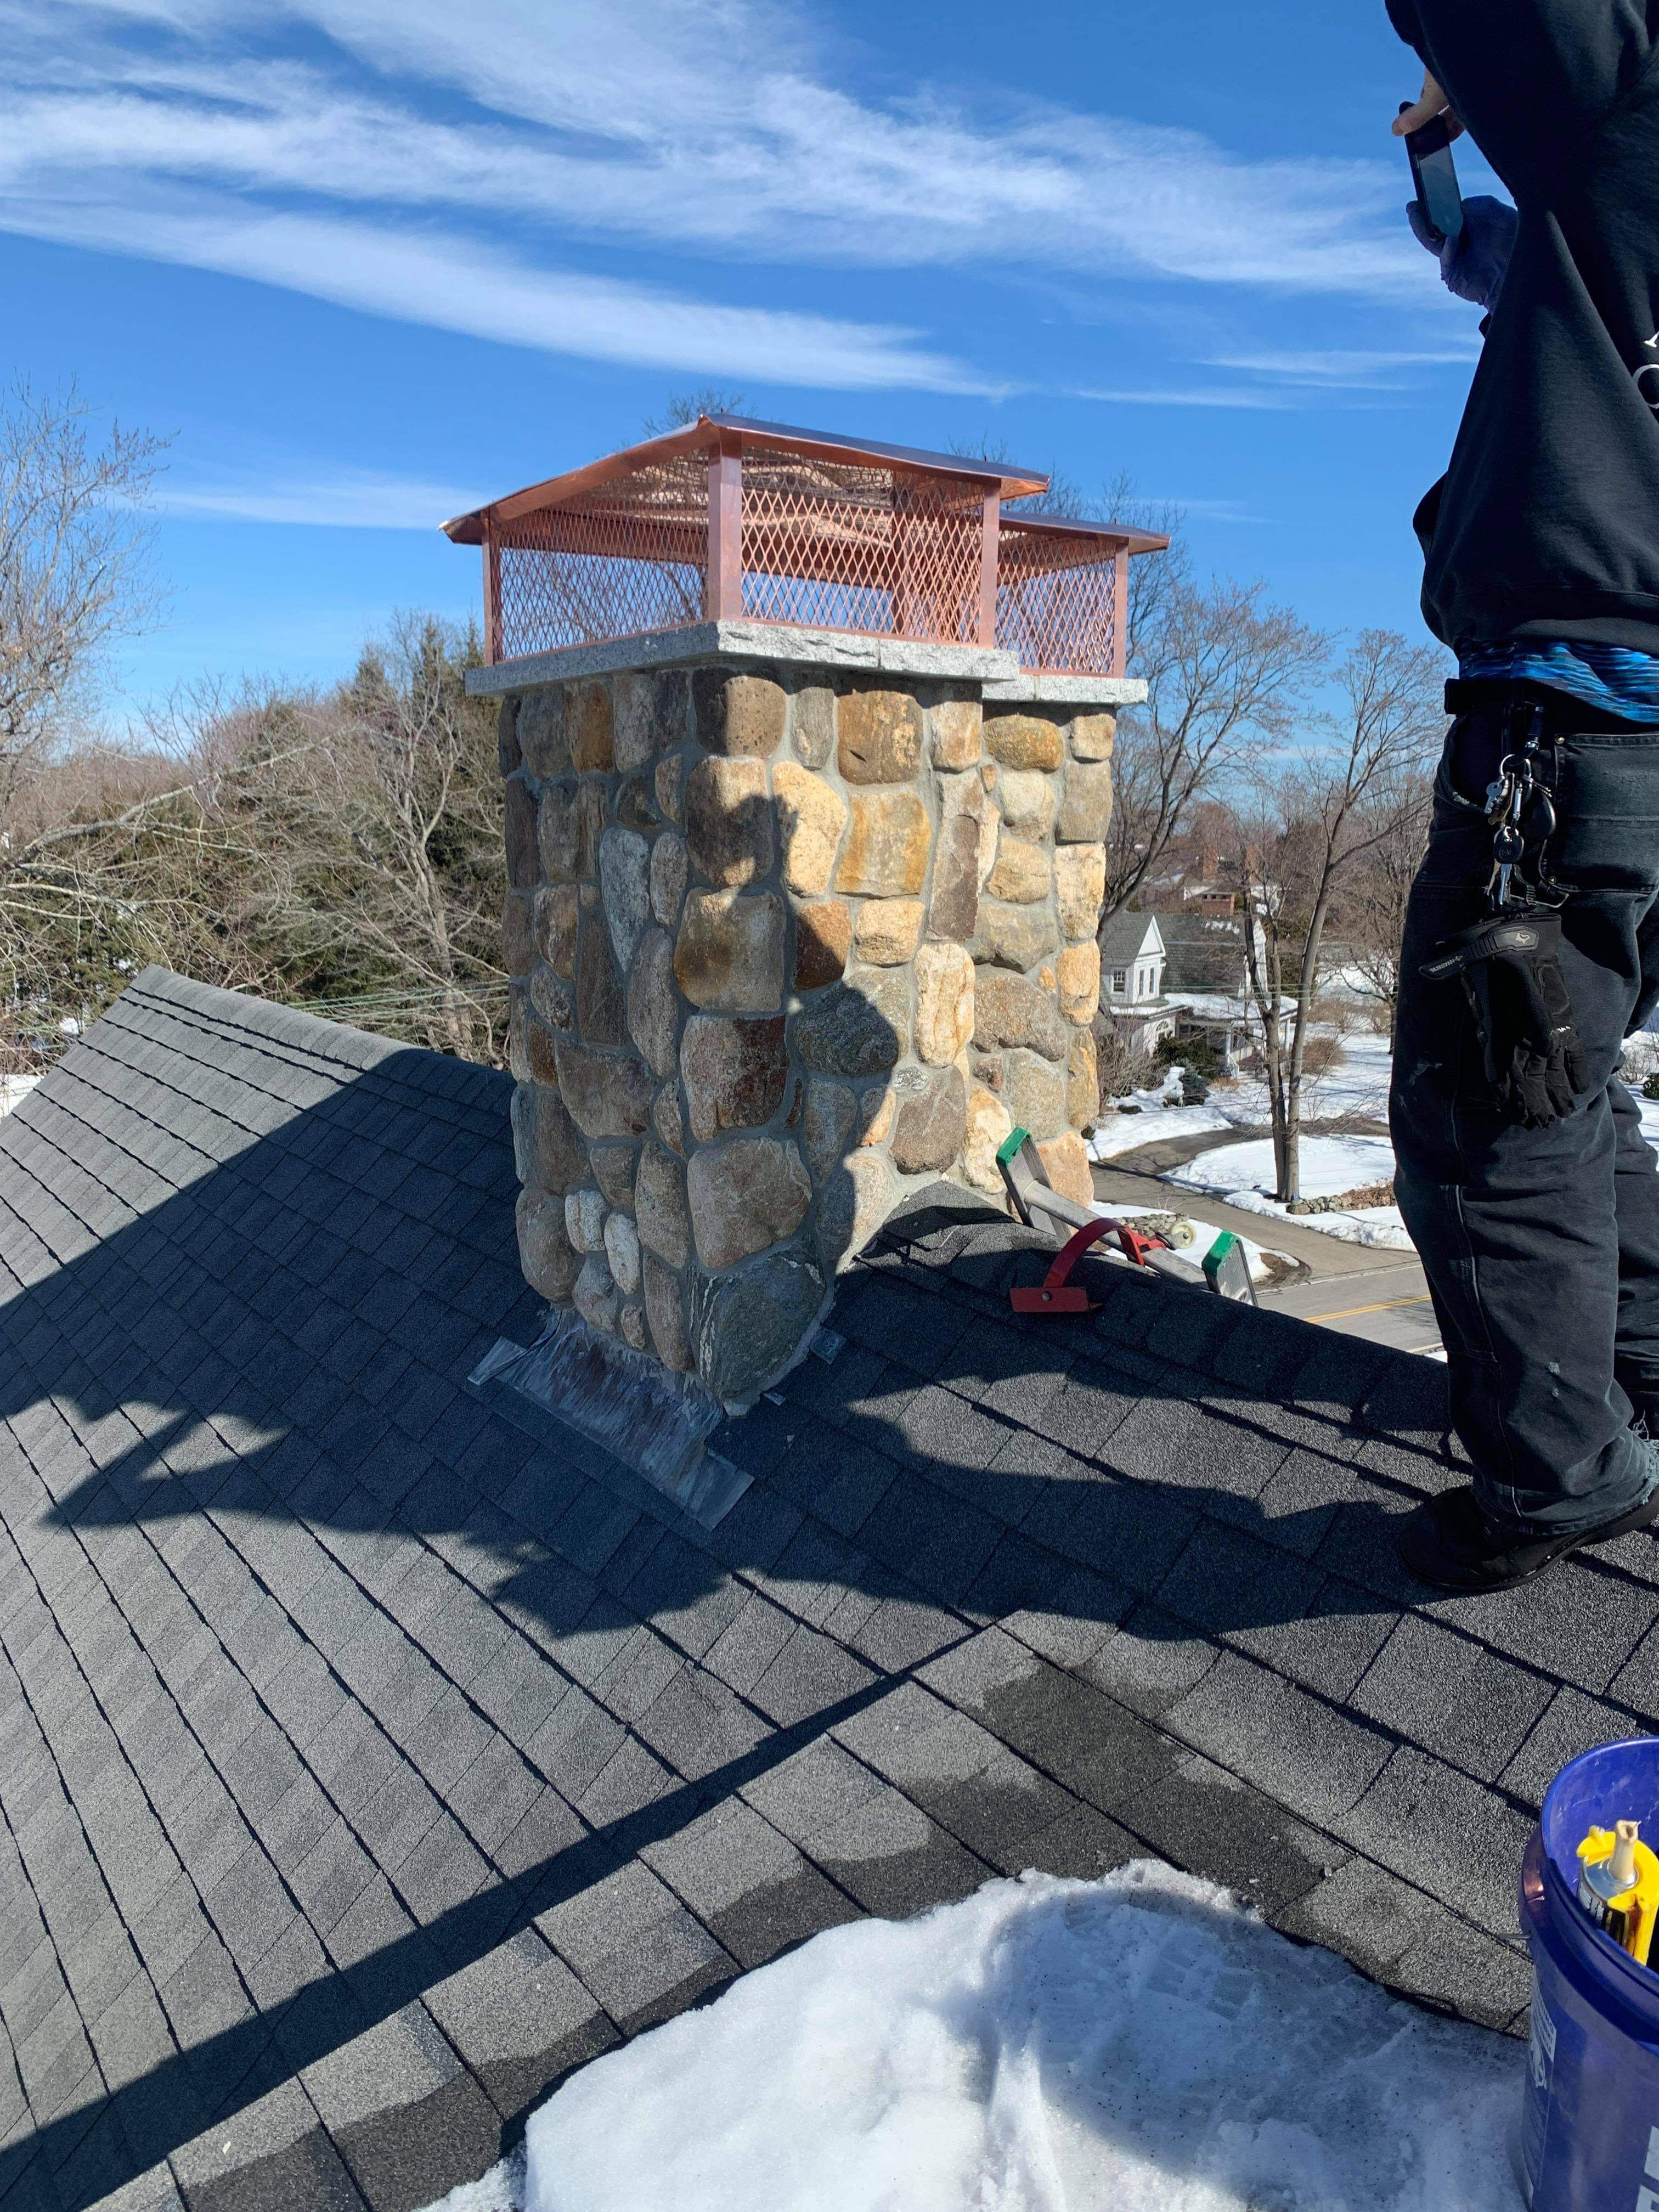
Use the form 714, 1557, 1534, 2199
739, 449, 985, 643
996, 522, 1121, 675
493, 454, 709, 658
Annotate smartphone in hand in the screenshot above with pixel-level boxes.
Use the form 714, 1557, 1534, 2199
1401, 100, 1464, 248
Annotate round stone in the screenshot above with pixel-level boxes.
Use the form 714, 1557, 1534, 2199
690, 1244, 828, 1401
889, 1066, 967, 1175
687, 1137, 812, 1272
605, 1211, 642, 1296
854, 898, 924, 966
987, 839, 1052, 906
973, 968, 1068, 1060
565, 1187, 607, 1254
635, 1142, 690, 1269
685, 756, 774, 888
680, 1015, 789, 1144
772, 761, 847, 894
515, 1187, 579, 1301
984, 714, 1064, 771
674, 891, 787, 1013
791, 974, 907, 1077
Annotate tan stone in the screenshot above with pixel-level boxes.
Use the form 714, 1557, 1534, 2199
516, 1187, 580, 1301
1068, 1029, 1098, 1128
997, 769, 1057, 842
564, 1187, 607, 1254
694, 669, 786, 758
891, 1067, 967, 1175
803, 1080, 857, 1184
915, 941, 974, 1066
1002, 1048, 1067, 1139
618, 1301, 648, 1351
834, 790, 930, 898
505, 778, 538, 889
961, 1084, 1013, 1194
687, 1137, 812, 1271
650, 832, 687, 926
929, 698, 981, 771
973, 967, 1068, 1059
1069, 712, 1116, 762
553, 1040, 656, 1139
817, 1149, 899, 1272
524, 1014, 560, 1087
674, 890, 786, 1013
1054, 844, 1106, 941
854, 898, 924, 966
534, 883, 579, 977
642, 1253, 691, 1372
769, 760, 845, 895
1057, 760, 1113, 844
604, 1210, 642, 1295
511, 1081, 586, 1195
567, 681, 613, 774
655, 754, 683, 823
537, 785, 580, 882
988, 838, 1052, 906
575, 921, 625, 1048
1056, 940, 1101, 1025
681, 1015, 789, 1144
590, 1141, 637, 1211
685, 755, 773, 888
507, 984, 531, 1081
985, 713, 1064, 771
653, 1083, 685, 1155
859, 1086, 895, 1147
792, 685, 834, 769
622, 927, 677, 1078
503, 893, 535, 976
517, 689, 569, 778
973, 900, 1058, 972
837, 690, 923, 783
529, 964, 574, 1034
795, 899, 851, 990
1037, 1128, 1093, 1206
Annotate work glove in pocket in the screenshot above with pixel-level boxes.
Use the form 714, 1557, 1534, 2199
1420, 905, 1590, 1127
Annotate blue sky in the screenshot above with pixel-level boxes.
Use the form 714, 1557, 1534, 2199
2, 0, 1493, 711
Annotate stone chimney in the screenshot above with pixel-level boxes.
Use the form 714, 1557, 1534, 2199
452, 417, 1161, 1406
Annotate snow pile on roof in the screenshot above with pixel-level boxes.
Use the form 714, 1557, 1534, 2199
508, 1864, 1518, 2212
1167, 1135, 1410, 1251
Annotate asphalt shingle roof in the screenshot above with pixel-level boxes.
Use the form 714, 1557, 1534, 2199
0, 967, 1652, 2211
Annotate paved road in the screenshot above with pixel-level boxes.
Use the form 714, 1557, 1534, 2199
1090, 1152, 1444, 1358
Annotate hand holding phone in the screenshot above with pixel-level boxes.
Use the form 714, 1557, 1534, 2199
1401, 99, 1465, 249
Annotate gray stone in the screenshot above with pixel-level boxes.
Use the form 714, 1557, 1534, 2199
793, 685, 834, 768
577, 919, 627, 1047
615, 668, 690, 772
511, 1082, 587, 1195
973, 968, 1068, 1060
681, 1016, 789, 1144
643, 1253, 691, 1372
973, 900, 1057, 972
498, 695, 521, 776
518, 689, 571, 777
600, 827, 652, 973
889, 1066, 967, 1174
636, 1142, 690, 1269
675, 891, 787, 1014
575, 1252, 621, 1334
803, 1080, 857, 1184
516, 1188, 580, 1301
656, 754, 683, 823
997, 769, 1057, 841
791, 973, 907, 1077
817, 1149, 900, 1272
535, 883, 579, 977
686, 756, 774, 888
590, 1141, 637, 1211
693, 668, 787, 757
538, 783, 582, 881
1002, 1048, 1066, 1139
691, 1246, 827, 1402
627, 927, 680, 1079
687, 1137, 812, 1271
554, 1040, 656, 1139
565, 1188, 608, 1254
927, 810, 980, 944
650, 833, 688, 926
619, 1301, 648, 1350
503, 892, 535, 976
617, 774, 656, 830
1069, 712, 1116, 762
529, 963, 575, 1034
653, 1082, 685, 1155
505, 778, 538, 889
605, 1212, 642, 1296
1057, 760, 1113, 844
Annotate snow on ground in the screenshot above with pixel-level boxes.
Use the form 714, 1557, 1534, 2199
1088, 1030, 1396, 1166
0, 1073, 41, 1119
436, 1864, 1520, 2212
1087, 1104, 1233, 1160
1165, 1136, 1412, 1252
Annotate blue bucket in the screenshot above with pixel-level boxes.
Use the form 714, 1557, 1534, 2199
1519, 1736, 1659, 2209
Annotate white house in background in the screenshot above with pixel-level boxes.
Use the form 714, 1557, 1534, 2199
1098, 912, 1177, 1056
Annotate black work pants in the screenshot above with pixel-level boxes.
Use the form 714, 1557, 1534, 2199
1391, 692, 1659, 1533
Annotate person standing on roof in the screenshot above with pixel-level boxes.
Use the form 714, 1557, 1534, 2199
1385, 0, 1659, 1592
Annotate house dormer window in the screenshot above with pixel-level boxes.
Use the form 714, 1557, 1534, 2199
1113, 969, 1127, 995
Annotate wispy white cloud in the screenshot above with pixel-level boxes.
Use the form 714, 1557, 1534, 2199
157, 465, 489, 528
1077, 387, 1302, 410
1206, 346, 1480, 387
0, 0, 1443, 397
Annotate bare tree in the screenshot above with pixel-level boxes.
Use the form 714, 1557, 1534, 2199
0, 382, 168, 814
642, 387, 749, 436
1337, 769, 1435, 1040
1227, 630, 1445, 1200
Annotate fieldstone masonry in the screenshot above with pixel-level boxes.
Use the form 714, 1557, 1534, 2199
498, 654, 1119, 1403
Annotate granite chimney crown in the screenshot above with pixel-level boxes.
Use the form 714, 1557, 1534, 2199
450, 414, 1165, 1404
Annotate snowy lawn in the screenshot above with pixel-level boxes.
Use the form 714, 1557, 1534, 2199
427, 1864, 1521, 2212
1164, 1135, 1413, 1252
1087, 1103, 1234, 1160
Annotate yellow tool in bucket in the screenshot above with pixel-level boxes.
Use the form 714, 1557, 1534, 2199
1576, 1819, 1659, 1965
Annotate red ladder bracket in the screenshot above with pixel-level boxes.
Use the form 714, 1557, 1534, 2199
1010, 1216, 1165, 1314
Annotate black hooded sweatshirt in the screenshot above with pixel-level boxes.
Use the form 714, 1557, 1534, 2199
1386, 0, 1659, 654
